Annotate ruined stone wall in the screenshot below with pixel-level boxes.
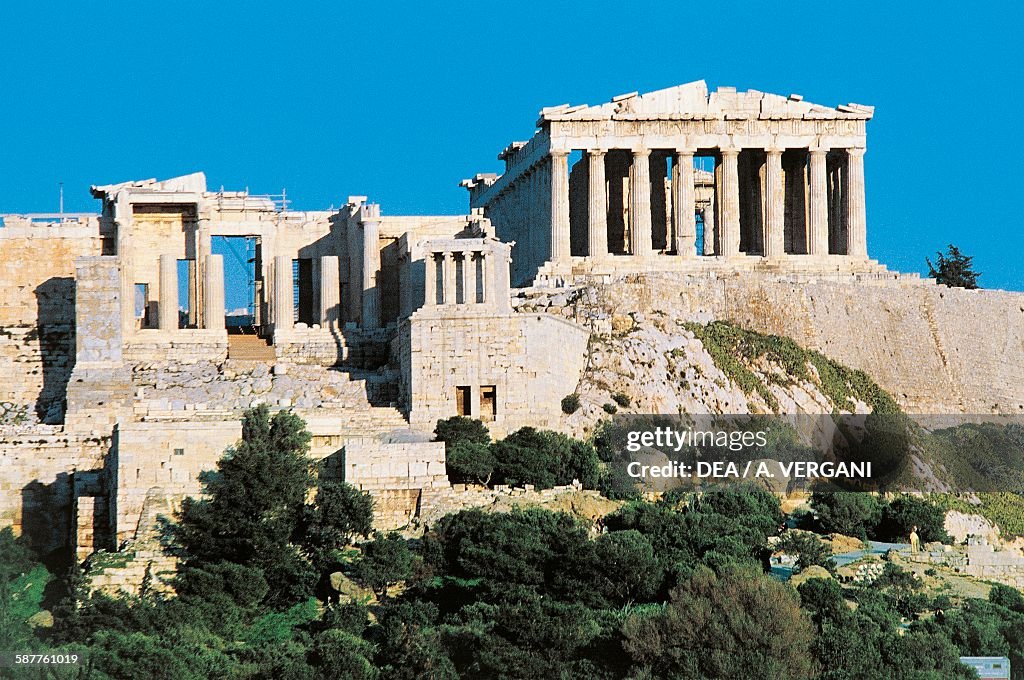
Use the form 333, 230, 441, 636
111, 420, 242, 546
400, 310, 590, 436
334, 438, 448, 529
0, 428, 108, 560
0, 224, 102, 421
597, 273, 1024, 414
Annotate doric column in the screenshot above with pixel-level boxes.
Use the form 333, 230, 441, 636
629, 148, 653, 256
808, 148, 829, 256
158, 254, 178, 330
442, 252, 457, 305
719, 148, 741, 257
764, 148, 785, 258
586, 149, 608, 258
703, 201, 715, 255
273, 255, 293, 331
361, 213, 381, 328
846, 148, 868, 258
550, 150, 571, 262
319, 255, 340, 325
203, 254, 225, 330
424, 253, 437, 306
672, 149, 696, 257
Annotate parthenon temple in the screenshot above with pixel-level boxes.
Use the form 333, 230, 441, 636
461, 80, 878, 285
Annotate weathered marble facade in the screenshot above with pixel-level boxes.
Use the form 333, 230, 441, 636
463, 81, 874, 285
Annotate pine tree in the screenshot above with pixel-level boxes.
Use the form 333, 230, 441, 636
926, 244, 981, 289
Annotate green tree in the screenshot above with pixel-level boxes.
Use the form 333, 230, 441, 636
173, 404, 317, 608
445, 441, 495, 485
927, 244, 981, 289
811, 491, 882, 539
875, 495, 950, 544
0, 527, 41, 649
622, 565, 817, 679
302, 481, 375, 569
777, 531, 837, 573
354, 532, 415, 600
434, 416, 490, 447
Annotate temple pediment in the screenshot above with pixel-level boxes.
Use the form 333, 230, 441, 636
540, 80, 873, 122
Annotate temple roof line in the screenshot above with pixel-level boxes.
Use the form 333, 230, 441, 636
539, 80, 874, 123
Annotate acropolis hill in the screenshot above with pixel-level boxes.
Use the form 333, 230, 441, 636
2, 80, 1023, 591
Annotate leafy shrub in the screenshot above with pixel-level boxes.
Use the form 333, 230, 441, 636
612, 392, 631, 408
561, 394, 581, 414
811, 492, 882, 539
602, 402, 618, 414
434, 416, 490, 447
445, 442, 495, 485
776, 531, 836, 573
875, 496, 950, 544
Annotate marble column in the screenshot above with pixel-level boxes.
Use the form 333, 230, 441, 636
846, 148, 868, 257
466, 251, 479, 303
672, 149, 697, 257
480, 252, 490, 304
586, 149, 608, 258
719, 148, 741, 257
550, 151, 571, 262
703, 201, 715, 256
203, 254, 225, 330
196, 215, 212, 327
319, 255, 340, 325
361, 216, 381, 328
764, 148, 785, 258
273, 255, 293, 331
629, 148, 653, 256
424, 253, 437, 306
442, 252, 457, 305
808, 148, 829, 256
158, 254, 178, 330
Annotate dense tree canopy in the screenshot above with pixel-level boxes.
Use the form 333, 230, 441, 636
4, 408, 1017, 679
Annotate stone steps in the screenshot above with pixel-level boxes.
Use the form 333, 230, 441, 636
227, 335, 275, 361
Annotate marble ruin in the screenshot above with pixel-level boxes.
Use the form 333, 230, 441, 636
2, 80, 1023, 590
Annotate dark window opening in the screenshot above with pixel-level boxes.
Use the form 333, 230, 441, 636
455, 386, 471, 417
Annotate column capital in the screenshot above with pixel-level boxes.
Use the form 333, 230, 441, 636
765, 146, 785, 157
809, 145, 830, 156
674, 147, 696, 157
847, 146, 867, 157
631, 146, 651, 158
719, 146, 740, 157
549, 148, 570, 159
586, 148, 607, 157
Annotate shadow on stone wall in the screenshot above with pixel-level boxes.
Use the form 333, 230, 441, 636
21, 472, 73, 571
34, 277, 75, 423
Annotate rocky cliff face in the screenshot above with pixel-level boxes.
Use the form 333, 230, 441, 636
515, 272, 1024, 420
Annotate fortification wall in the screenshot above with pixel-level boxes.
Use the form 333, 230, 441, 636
0, 428, 109, 559
0, 225, 102, 420
596, 273, 1024, 414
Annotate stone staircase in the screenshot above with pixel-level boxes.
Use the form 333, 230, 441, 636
227, 335, 275, 362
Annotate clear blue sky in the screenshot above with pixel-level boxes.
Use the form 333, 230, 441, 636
2, 2, 1021, 291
